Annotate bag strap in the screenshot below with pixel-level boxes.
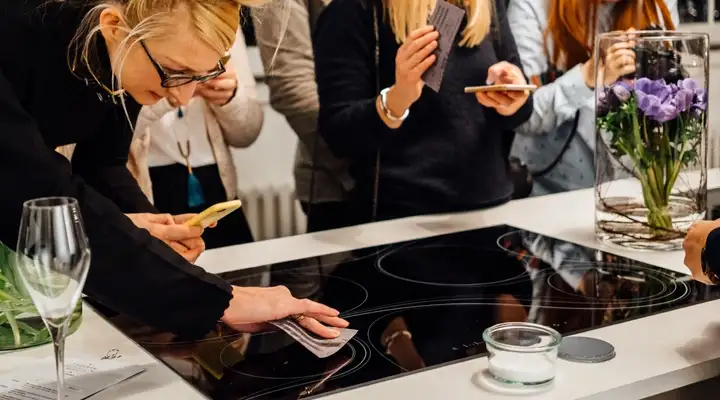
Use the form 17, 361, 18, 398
487, 11, 580, 178
305, 0, 321, 224
531, 110, 580, 177
370, 4, 381, 221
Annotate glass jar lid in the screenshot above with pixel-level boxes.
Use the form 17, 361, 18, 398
483, 322, 562, 353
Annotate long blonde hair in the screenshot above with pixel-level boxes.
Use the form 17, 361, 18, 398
384, 0, 493, 47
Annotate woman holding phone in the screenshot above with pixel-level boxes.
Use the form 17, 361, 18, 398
507, 0, 679, 196
130, 29, 261, 249
0, 0, 347, 339
314, 0, 533, 224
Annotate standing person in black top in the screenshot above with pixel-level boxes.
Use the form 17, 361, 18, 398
0, 0, 347, 339
313, 0, 533, 222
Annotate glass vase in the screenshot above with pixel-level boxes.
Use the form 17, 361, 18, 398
0, 242, 82, 350
595, 31, 709, 251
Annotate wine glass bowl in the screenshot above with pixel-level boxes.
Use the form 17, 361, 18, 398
15, 197, 91, 399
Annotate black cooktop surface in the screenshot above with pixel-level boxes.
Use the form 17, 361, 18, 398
93, 225, 720, 399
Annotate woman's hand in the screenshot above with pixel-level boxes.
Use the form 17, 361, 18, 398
166, 237, 206, 263
221, 285, 350, 339
603, 42, 636, 84
592, 29, 636, 86
195, 62, 238, 106
683, 220, 720, 283
384, 26, 439, 119
126, 213, 207, 262
476, 61, 530, 116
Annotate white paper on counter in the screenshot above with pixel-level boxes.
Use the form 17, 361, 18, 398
0, 357, 146, 400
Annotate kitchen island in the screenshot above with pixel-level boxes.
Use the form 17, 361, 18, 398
2, 172, 720, 400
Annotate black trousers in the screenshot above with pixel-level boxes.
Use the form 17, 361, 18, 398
149, 163, 254, 249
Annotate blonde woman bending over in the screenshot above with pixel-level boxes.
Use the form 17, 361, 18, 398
0, 0, 348, 339
130, 29, 262, 249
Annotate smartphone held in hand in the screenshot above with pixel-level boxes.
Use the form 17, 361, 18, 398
464, 84, 537, 93
184, 200, 242, 228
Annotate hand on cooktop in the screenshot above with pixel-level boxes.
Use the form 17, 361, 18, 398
221, 286, 350, 339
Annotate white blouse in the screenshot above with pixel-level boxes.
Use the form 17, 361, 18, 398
135, 31, 263, 169
146, 100, 216, 168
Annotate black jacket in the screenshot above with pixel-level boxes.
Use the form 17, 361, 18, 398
0, 0, 231, 337
313, 0, 533, 217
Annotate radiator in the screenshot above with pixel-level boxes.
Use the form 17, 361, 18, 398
240, 185, 307, 241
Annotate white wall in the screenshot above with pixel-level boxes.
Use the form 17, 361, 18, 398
232, 48, 720, 195
231, 47, 298, 194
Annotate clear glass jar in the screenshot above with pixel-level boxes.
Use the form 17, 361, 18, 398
595, 31, 709, 251
482, 322, 562, 386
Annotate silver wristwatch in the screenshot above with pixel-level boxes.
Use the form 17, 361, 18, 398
379, 87, 410, 122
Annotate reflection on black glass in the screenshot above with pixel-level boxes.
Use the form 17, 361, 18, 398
92, 225, 720, 400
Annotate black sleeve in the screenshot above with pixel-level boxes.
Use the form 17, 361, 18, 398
71, 104, 157, 214
706, 227, 720, 276
0, 68, 232, 339
493, 0, 534, 131
313, 0, 393, 159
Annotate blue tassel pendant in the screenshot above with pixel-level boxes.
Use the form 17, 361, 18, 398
187, 170, 205, 208
176, 122, 205, 208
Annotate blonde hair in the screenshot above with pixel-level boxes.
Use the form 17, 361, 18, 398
68, 0, 263, 86
61, 0, 265, 126
384, 0, 493, 47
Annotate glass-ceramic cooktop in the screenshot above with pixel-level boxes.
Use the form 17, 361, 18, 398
91, 225, 720, 399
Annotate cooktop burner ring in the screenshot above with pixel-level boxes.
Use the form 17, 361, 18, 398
365, 303, 496, 371
220, 334, 370, 382
375, 243, 529, 288
544, 262, 691, 308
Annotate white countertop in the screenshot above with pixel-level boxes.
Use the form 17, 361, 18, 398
3, 170, 720, 400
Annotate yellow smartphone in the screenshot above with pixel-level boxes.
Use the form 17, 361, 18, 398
183, 200, 242, 228
464, 84, 537, 93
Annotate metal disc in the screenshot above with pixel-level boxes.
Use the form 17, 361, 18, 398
558, 337, 616, 363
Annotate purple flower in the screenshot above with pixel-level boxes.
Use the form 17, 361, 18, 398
636, 78, 672, 102
694, 88, 707, 111
612, 81, 632, 102
672, 88, 695, 112
679, 78, 700, 91
677, 78, 708, 112
596, 89, 612, 117
635, 77, 680, 123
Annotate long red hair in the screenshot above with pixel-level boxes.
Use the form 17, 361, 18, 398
545, 0, 676, 69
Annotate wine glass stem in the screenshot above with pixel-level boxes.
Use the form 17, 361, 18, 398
50, 323, 68, 400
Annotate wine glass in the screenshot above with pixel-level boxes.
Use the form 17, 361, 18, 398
15, 197, 91, 400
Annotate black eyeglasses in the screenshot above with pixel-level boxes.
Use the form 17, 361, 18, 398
140, 40, 228, 88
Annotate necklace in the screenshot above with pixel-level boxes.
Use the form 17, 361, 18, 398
71, 56, 126, 104
175, 107, 206, 208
